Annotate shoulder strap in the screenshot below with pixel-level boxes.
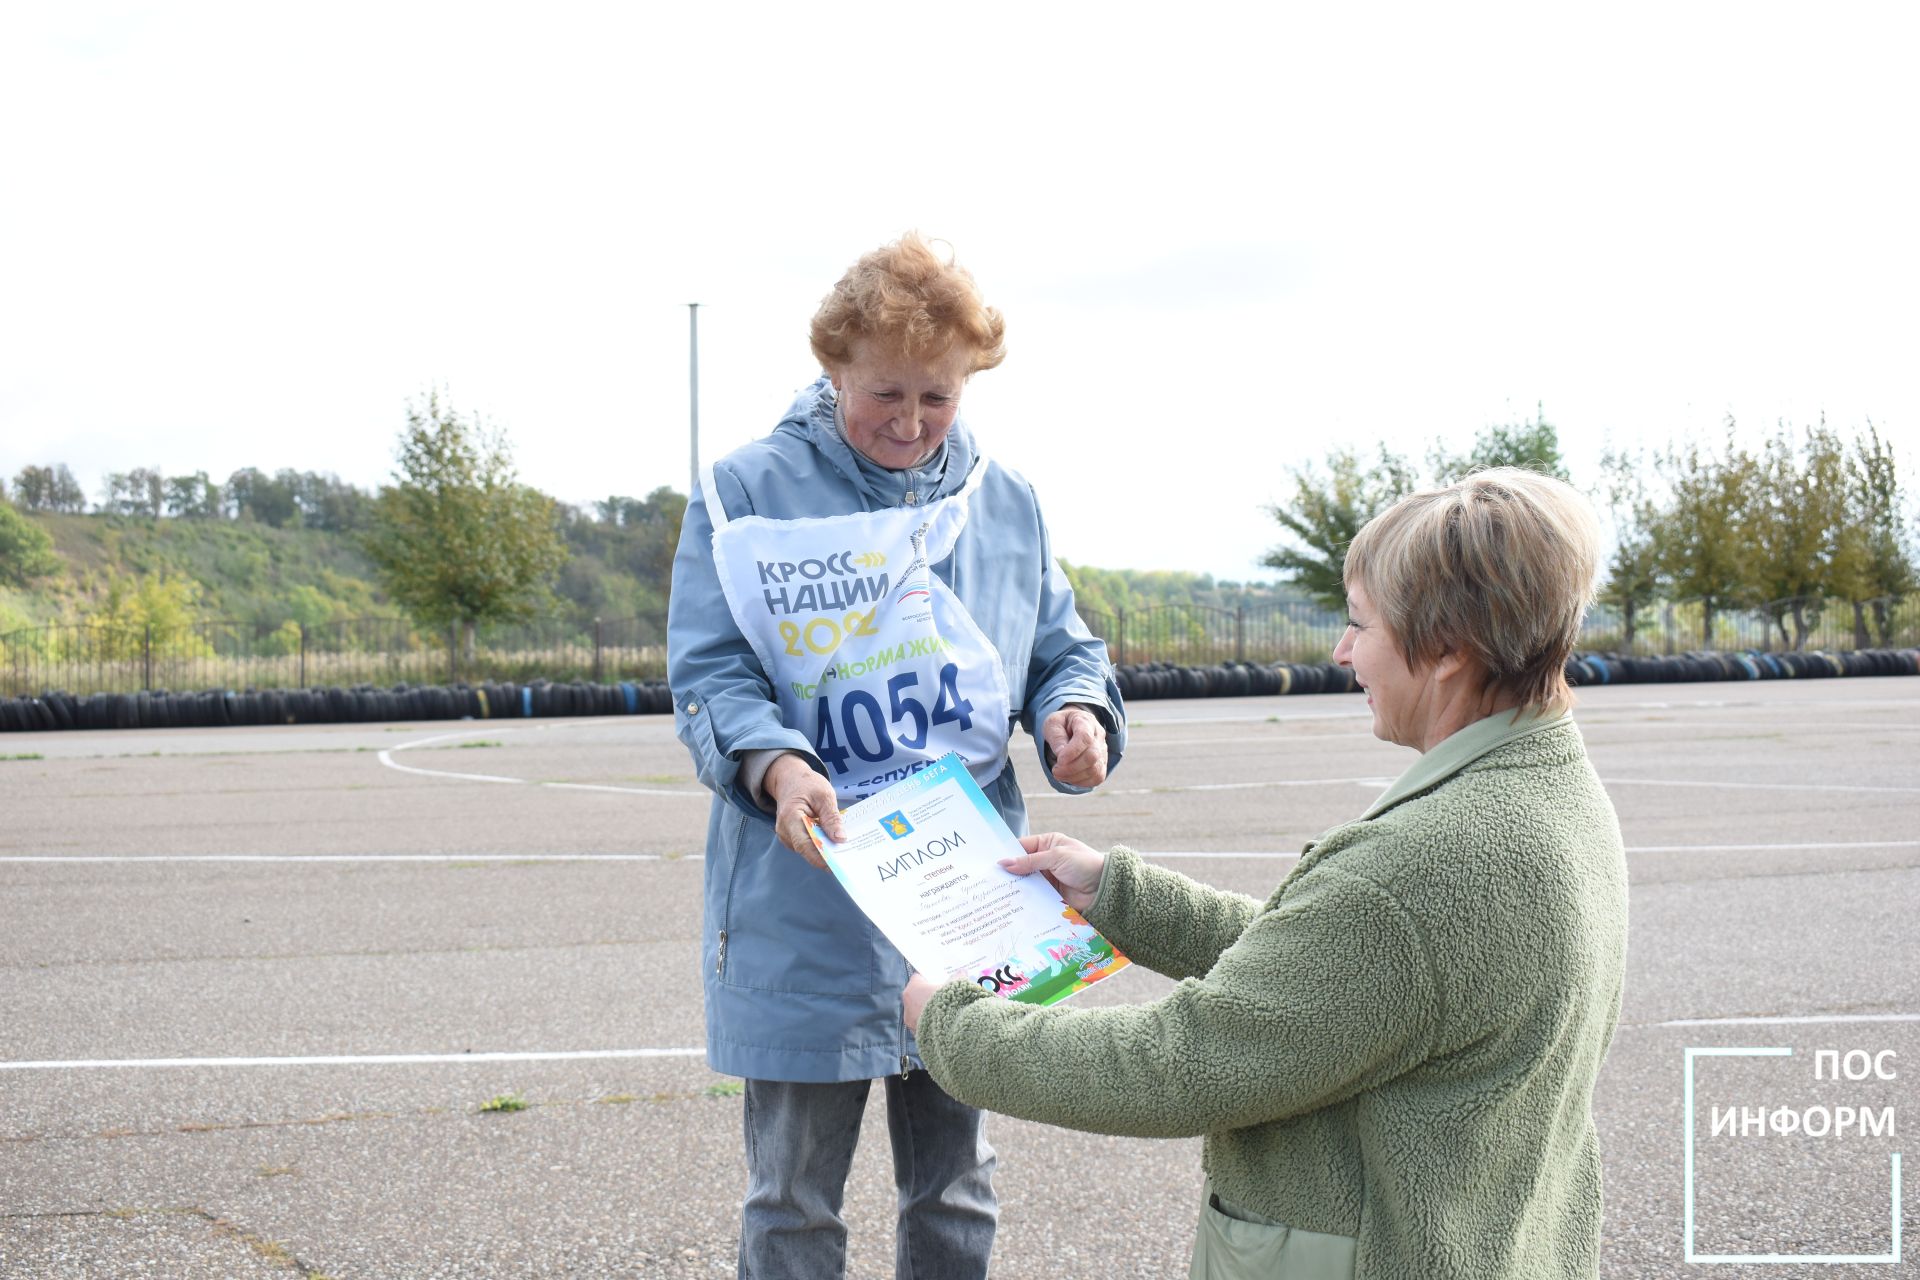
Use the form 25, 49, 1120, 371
701, 462, 730, 530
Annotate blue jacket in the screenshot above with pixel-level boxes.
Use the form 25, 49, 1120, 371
668, 377, 1127, 1082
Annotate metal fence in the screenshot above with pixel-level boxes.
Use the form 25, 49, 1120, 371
1083, 595, 1920, 668
5, 593, 1915, 698
0, 616, 668, 698
1080, 602, 1351, 667
1581, 595, 1920, 657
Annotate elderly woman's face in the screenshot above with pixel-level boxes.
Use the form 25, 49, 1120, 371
1333, 581, 1429, 750
829, 340, 972, 471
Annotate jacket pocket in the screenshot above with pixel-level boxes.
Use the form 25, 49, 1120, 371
1189, 1192, 1356, 1280
715, 814, 891, 996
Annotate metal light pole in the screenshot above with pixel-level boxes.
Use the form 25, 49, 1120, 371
688, 302, 701, 498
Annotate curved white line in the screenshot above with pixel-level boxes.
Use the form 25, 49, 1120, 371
376, 724, 707, 797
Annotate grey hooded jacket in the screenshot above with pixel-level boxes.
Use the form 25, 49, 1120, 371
667, 377, 1126, 1081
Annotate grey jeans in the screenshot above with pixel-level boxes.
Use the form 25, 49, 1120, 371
739, 1072, 997, 1279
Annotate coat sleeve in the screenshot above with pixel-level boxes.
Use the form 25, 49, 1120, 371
667, 466, 824, 820
1016, 481, 1128, 793
1084, 847, 1262, 981
917, 864, 1439, 1139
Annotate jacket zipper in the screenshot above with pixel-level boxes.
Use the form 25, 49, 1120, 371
715, 929, 728, 977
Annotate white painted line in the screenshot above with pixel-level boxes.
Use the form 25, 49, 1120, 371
0, 853, 700, 864
376, 726, 706, 797
543, 781, 707, 797
5, 840, 1911, 867
1625, 840, 1920, 854
1143, 851, 1298, 860
1653, 1013, 1920, 1029
376, 753, 526, 785
1581, 719, 1920, 734
1124, 732, 1388, 748
0, 1048, 707, 1071
1129, 710, 1366, 727
1136, 840, 1920, 861
1025, 777, 1391, 801
1603, 776, 1920, 795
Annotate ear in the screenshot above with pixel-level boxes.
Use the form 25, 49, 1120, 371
1431, 648, 1473, 684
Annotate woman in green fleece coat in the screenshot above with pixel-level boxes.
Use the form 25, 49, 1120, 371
904, 468, 1628, 1280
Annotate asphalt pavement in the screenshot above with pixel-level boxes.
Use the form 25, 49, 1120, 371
2, 680, 1916, 1277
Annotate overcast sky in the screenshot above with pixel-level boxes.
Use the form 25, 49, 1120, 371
3, 2, 1915, 581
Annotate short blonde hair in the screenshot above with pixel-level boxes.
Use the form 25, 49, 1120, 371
1344, 467, 1602, 712
810, 232, 1007, 374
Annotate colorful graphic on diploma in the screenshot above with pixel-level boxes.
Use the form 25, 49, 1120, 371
806, 753, 1130, 1006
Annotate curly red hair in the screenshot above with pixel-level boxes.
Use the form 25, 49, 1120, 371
810, 232, 1007, 374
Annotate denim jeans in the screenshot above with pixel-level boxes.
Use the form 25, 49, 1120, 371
739, 1071, 997, 1279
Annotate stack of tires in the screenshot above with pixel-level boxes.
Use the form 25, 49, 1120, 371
0, 678, 677, 733
1113, 660, 1360, 701
6, 650, 1919, 728
1108, 649, 1920, 702
1567, 649, 1920, 686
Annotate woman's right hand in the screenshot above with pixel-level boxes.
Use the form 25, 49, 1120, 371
1004, 832, 1107, 914
765, 753, 846, 870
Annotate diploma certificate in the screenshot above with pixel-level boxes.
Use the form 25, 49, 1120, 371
807, 753, 1130, 1006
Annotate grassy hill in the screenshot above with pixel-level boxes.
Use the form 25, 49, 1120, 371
0, 513, 391, 637
1, 508, 1289, 647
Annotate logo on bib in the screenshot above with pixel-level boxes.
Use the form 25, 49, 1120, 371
879, 811, 914, 840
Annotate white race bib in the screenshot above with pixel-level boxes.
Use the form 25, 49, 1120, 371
704, 459, 1012, 804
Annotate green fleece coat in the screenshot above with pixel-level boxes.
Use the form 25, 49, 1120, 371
918, 710, 1628, 1279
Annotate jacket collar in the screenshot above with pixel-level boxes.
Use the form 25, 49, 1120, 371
1361, 706, 1570, 820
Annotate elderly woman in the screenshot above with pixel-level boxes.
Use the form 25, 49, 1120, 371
906, 469, 1628, 1280
668, 233, 1125, 1278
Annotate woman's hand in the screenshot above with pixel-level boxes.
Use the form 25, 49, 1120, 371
903, 972, 940, 1034
1004, 832, 1107, 914
1042, 706, 1109, 788
765, 753, 846, 870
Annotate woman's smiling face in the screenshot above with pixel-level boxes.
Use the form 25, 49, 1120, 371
1332, 579, 1428, 749
829, 339, 972, 471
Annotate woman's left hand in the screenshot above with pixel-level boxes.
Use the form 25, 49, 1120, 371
1042, 706, 1108, 788
903, 972, 941, 1034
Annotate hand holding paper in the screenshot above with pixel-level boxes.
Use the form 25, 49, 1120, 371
807, 753, 1129, 1007
767, 752, 846, 868
1004, 832, 1106, 913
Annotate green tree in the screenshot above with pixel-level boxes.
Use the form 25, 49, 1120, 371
164, 471, 223, 519
1653, 427, 1756, 648
1429, 404, 1571, 484
0, 501, 61, 588
1596, 446, 1661, 651
103, 467, 166, 518
1262, 444, 1418, 610
1743, 422, 1855, 650
1851, 423, 1918, 645
362, 392, 568, 651
225, 467, 301, 527
11, 465, 53, 510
